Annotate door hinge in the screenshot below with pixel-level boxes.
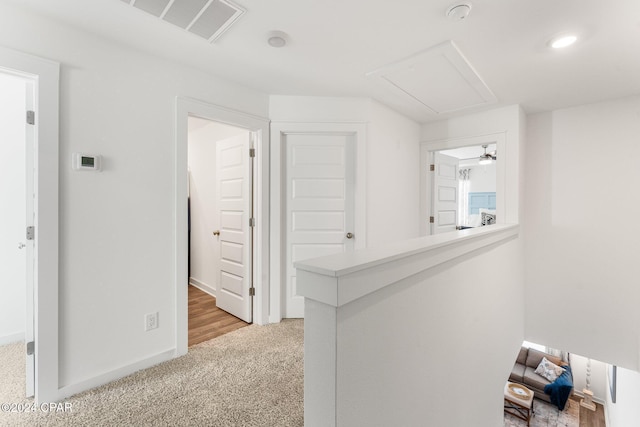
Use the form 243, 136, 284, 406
429, 216, 434, 224
26, 341, 35, 356
249, 217, 255, 227
249, 287, 255, 297
249, 148, 256, 158
429, 164, 435, 172
26, 110, 35, 125
26, 226, 35, 240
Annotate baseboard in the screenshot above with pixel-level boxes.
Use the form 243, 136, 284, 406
56, 348, 175, 401
604, 399, 611, 426
189, 277, 216, 298
572, 388, 605, 405
0, 332, 24, 346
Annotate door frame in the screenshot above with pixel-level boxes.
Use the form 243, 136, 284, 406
174, 97, 269, 356
0, 47, 60, 402
270, 122, 367, 322
420, 132, 506, 236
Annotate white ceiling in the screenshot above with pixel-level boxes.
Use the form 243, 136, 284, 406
440, 144, 496, 161
9, 0, 640, 123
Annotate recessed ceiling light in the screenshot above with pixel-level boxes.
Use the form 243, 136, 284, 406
550, 34, 578, 49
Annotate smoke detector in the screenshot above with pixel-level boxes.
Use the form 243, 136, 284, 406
267, 31, 289, 48
446, 3, 472, 21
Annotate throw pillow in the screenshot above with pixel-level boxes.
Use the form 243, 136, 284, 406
535, 357, 565, 382
481, 212, 496, 226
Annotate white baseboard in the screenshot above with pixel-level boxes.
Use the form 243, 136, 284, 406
189, 277, 216, 298
572, 388, 605, 405
0, 332, 24, 346
56, 348, 175, 401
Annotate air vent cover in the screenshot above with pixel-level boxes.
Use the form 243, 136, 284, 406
123, 0, 246, 43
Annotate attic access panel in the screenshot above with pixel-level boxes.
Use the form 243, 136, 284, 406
367, 41, 497, 115
122, 0, 246, 43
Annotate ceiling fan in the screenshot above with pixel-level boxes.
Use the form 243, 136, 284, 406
478, 144, 496, 165
457, 144, 497, 164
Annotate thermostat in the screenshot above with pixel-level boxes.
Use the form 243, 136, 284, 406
72, 153, 101, 171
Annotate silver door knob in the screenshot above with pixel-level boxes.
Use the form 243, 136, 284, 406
346, 232, 354, 239
18, 242, 26, 249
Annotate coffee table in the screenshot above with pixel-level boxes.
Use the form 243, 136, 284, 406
504, 382, 534, 426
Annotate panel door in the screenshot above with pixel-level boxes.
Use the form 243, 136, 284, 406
431, 152, 459, 234
216, 133, 253, 323
285, 134, 355, 318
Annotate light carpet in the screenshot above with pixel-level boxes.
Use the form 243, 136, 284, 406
0, 319, 303, 427
504, 397, 579, 427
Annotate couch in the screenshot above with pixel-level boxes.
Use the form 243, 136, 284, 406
509, 347, 573, 409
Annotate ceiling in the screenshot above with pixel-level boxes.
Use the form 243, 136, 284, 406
9, 0, 640, 123
440, 143, 496, 161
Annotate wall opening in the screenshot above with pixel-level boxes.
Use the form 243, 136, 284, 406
186, 116, 252, 345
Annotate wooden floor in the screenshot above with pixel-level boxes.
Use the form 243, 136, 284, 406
188, 285, 249, 347
576, 396, 606, 427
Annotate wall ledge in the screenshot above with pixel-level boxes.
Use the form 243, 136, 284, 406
295, 224, 519, 307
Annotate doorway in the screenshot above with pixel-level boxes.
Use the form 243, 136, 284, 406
0, 47, 59, 402
0, 70, 31, 393
186, 117, 252, 345
175, 97, 270, 356
269, 122, 366, 321
420, 132, 506, 237
430, 144, 497, 234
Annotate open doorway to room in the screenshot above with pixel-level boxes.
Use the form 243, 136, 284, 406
421, 132, 507, 236
186, 116, 253, 346
0, 47, 59, 403
429, 143, 497, 234
0, 70, 31, 395
175, 97, 270, 356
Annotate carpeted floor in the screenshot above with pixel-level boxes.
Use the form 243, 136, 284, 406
504, 397, 579, 427
0, 319, 303, 427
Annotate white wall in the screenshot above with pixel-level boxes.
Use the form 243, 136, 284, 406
468, 163, 496, 193
269, 96, 422, 246
0, 72, 26, 345
525, 95, 640, 370
187, 118, 248, 295
606, 366, 640, 427
0, 2, 268, 392
366, 101, 421, 245
334, 236, 524, 426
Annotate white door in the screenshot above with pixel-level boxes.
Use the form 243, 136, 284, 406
285, 134, 355, 318
431, 152, 459, 234
215, 133, 253, 323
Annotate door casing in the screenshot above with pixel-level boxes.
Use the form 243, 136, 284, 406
270, 122, 367, 322
0, 47, 60, 403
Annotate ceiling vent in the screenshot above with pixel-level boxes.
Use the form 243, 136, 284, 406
367, 41, 497, 115
121, 0, 246, 43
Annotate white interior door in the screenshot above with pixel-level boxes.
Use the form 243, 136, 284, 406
285, 134, 355, 318
431, 152, 459, 234
215, 133, 253, 323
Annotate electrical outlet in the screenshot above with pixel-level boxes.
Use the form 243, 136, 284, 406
145, 312, 159, 331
